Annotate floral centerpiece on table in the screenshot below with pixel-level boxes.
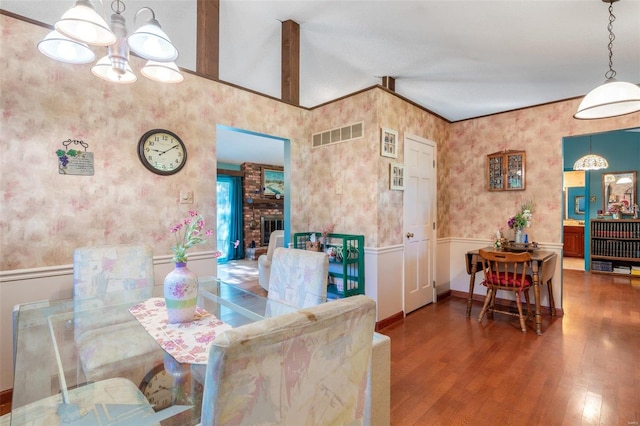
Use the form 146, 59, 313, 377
170, 210, 215, 264
507, 212, 528, 230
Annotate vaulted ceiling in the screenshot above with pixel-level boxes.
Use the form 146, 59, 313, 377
2, 0, 639, 165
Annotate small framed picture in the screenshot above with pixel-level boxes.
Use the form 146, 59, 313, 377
390, 163, 405, 190
262, 167, 284, 197
574, 195, 585, 214
381, 128, 398, 158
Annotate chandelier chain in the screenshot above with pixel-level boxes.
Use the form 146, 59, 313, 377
605, 2, 617, 80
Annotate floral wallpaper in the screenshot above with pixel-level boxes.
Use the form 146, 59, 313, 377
1, 13, 638, 272
0, 15, 307, 270
449, 102, 639, 244
300, 91, 449, 247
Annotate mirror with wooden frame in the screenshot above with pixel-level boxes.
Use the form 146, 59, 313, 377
602, 171, 636, 214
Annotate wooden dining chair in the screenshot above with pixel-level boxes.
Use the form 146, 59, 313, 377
477, 249, 533, 333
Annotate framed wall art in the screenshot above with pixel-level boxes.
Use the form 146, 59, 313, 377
262, 167, 284, 196
381, 128, 398, 158
574, 195, 585, 215
390, 163, 405, 190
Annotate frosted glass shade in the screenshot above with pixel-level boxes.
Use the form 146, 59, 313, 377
91, 55, 137, 84
574, 79, 640, 119
55, 0, 116, 46
141, 61, 183, 83
128, 21, 178, 62
38, 30, 95, 64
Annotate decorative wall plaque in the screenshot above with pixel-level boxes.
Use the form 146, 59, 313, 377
56, 139, 94, 176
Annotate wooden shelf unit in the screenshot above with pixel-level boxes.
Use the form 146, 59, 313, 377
590, 219, 640, 277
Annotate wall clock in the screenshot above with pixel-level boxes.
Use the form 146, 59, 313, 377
138, 129, 187, 175
139, 364, 173, 411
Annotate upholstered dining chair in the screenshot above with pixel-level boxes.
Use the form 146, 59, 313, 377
265, 247, 329, 317
73, 244, 164, 383
200, 294, 376, 425
257, 230, 285, 290
477, 249, 533, 333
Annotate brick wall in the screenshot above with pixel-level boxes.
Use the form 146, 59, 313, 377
242, 163, 284, 252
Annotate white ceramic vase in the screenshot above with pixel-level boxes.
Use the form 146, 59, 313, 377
163, 262, 198, 323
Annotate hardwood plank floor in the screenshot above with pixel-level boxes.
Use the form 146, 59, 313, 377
379, 270, 640, 426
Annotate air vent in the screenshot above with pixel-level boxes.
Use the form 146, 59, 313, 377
312, 122, 364, 147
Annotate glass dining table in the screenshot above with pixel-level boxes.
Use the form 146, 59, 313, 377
9, 277, 297, 425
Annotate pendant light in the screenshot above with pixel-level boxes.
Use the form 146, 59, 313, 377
39, 0, 182, 83
573, 137, 609, 171
574, 0, 640, 119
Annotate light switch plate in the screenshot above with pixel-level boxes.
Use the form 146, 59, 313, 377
180, 191, 194, 204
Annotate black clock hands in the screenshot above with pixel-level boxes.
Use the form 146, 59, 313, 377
158, 145, 179, 156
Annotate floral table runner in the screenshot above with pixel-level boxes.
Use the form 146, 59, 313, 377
129, 297, 232, 364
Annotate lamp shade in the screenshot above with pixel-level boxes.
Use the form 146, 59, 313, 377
573, 154, 609, 171
55, 0, 116, 46
127, 20, 178, 62
574, 79, 640, 119
91, 55, 137, 83
141, 61, 183, 83
38, 30, 96, 64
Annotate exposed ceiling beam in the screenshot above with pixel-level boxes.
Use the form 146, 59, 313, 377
382, 76, 395, 92
281, 19, 300, 105
196, 0, 219, 79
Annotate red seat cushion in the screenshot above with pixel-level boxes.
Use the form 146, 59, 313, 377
481, 272, 532, 289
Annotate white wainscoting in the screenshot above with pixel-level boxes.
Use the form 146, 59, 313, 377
364, 245, 404, 323
0, 252, 218, 392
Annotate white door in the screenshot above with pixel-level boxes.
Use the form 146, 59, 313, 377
403, 135, 436, 314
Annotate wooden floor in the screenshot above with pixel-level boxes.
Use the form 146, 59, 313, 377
4, 266, 639, 424
379, 270, 640, 425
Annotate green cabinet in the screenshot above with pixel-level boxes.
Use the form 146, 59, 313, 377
293, 232, 365, 298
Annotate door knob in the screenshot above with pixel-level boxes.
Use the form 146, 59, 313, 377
406, 232, 414, 238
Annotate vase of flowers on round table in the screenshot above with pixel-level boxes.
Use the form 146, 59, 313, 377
164, 210, 215, 324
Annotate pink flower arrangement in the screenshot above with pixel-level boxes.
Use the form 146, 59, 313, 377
608, 203, 624, 214
170, 210, 214, 263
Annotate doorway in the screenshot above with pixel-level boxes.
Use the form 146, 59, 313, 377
216, 125, 290, 261
562, 127, 640, 272
403, 134, 437, 314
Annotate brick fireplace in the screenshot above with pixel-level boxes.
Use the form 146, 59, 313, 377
242, 162, 284, 255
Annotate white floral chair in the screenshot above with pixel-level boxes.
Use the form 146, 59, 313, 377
200, 294, 376, 425
73, 244, 164, 384
257, 230, 285, 290
265, 247, 328, 317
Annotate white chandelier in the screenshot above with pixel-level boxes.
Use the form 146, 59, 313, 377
38, 0, 183, 84
574, 0, 640, 119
